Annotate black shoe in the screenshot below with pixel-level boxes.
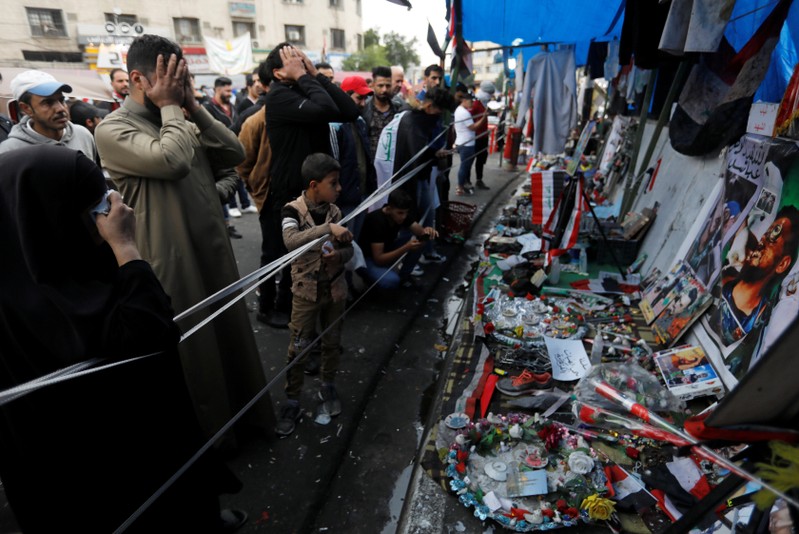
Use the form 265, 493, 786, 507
275, 403, 301, 437
256, 310, 289, 329
318, 384, 342, 417
227, 226, 243, 239
476, 180, 490, 190
219, 508, 248, 532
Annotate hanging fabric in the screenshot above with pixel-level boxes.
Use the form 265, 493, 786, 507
669, 0, 792, 156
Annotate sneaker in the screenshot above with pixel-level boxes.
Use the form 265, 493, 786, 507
227, 226, 243, 239
419, 252, 447, 264
476, 180, 490, 190
318, 384, 342, 417
465, 185, 475, 195
496, 369, 553, 396
275, 403, 302, 436
241, 205, 258, 214
410, 265, 424, 277
228, 207, 242, 218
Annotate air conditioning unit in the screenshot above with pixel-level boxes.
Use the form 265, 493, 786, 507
251, 39, 260, 49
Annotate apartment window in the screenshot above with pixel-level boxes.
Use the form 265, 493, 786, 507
174, 17, 201, 43
284, 0, 303, 4
233, 21, 255, 38
331, 28, 345, 50
22, 50, 81, 62
356, 33, 363, 51
104, 13, 138, 24
329, 0, 341, 7
285, 25, 305, 45
356, 0, 362, 16
26, 8, 67, 37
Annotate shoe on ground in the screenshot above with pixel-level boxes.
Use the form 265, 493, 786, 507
304, 345, 321, 375
465, 185, 475, 195
275, 403, 302, 436
241, 205, 258, 214
219, 508, 248, 532
455, 186, 465, 196
227, 226, 243, 239
256, 310, 290, 329
410, 265, 424, 277
228, 207, 242, 218
419, 251, 447, 264
318, 384, 342, 417
476, 180, 490, 190
496, 369, 553, 396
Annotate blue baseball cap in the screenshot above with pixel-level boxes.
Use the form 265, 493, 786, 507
11, 70, 72, 101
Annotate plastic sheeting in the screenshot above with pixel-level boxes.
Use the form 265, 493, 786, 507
459, 0, 799, 102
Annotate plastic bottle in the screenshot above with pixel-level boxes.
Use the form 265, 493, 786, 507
579, 247, 588, 274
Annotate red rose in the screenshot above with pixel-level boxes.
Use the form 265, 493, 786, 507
566, 507, 580, 518
457, 450, 469, 462
484, 322, 496, 334
455, 462, 466, 474
541, 508, 555, 518
556, 499, 568, 511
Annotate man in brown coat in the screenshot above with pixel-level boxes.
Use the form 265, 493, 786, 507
95, 34, 274, 444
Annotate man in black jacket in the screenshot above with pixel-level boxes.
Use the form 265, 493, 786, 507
260, 42, 359, 327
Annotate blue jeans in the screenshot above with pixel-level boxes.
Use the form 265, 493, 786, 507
228, 178, 251, 209
363, 230, 423, 289
457, 144, 476, 187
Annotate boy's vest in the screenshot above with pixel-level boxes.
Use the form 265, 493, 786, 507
285, 195, 348, 302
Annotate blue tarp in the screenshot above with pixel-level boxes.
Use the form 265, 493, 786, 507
460, 0, 799, 103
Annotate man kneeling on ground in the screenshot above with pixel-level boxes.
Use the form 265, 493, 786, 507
357, 188, 438, 290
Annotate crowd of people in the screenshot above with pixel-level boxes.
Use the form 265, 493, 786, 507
0, 33, 501, 530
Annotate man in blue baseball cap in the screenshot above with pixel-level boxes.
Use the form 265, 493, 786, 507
0, 70, 96, 160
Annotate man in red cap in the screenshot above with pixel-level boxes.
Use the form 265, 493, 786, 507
329, 75, 377, 240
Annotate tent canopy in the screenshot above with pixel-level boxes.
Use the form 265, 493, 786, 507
458, 0, 799, 102
1, 67, 113, 114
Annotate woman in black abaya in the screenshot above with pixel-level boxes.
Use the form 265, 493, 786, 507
0, 145, 240, 532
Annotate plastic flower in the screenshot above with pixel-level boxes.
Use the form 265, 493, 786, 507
580, 494, 615, 520
567, 451, 595, 474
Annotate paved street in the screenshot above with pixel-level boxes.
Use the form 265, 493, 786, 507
0, 154, 526, 534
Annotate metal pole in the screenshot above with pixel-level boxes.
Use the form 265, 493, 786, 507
620, 68, 656, 215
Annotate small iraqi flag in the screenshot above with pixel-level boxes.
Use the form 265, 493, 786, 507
604, 465, 657, 511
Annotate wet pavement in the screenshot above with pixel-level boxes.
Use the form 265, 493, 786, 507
0, 154, 526, 534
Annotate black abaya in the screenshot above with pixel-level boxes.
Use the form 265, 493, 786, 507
0, 146, 238, 533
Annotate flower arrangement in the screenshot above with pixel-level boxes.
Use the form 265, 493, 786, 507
444, 412, 611, 531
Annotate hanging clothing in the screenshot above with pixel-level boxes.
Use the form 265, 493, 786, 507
516, 48, 578, 155
0, 145, 238, 533
659, 0, 736, 55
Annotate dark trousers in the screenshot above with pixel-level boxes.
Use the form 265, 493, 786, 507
228, 178, 251, 209
475, 135, 489, 181
258, 199, 292, 314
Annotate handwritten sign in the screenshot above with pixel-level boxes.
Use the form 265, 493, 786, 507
746, 103, 778, 138
544, 336, 592, 381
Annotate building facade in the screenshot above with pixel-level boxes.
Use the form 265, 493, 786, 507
1, 0, 364, 73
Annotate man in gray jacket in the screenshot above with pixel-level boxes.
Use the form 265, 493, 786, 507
0, 70, 95, 160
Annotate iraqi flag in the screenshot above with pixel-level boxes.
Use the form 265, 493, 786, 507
604, 465, 657, 511
542, 177, 587, 261
642, 456, 714, 524
529, 170, 567, 225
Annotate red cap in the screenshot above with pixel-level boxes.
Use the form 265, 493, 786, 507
341, 76, 373, 96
